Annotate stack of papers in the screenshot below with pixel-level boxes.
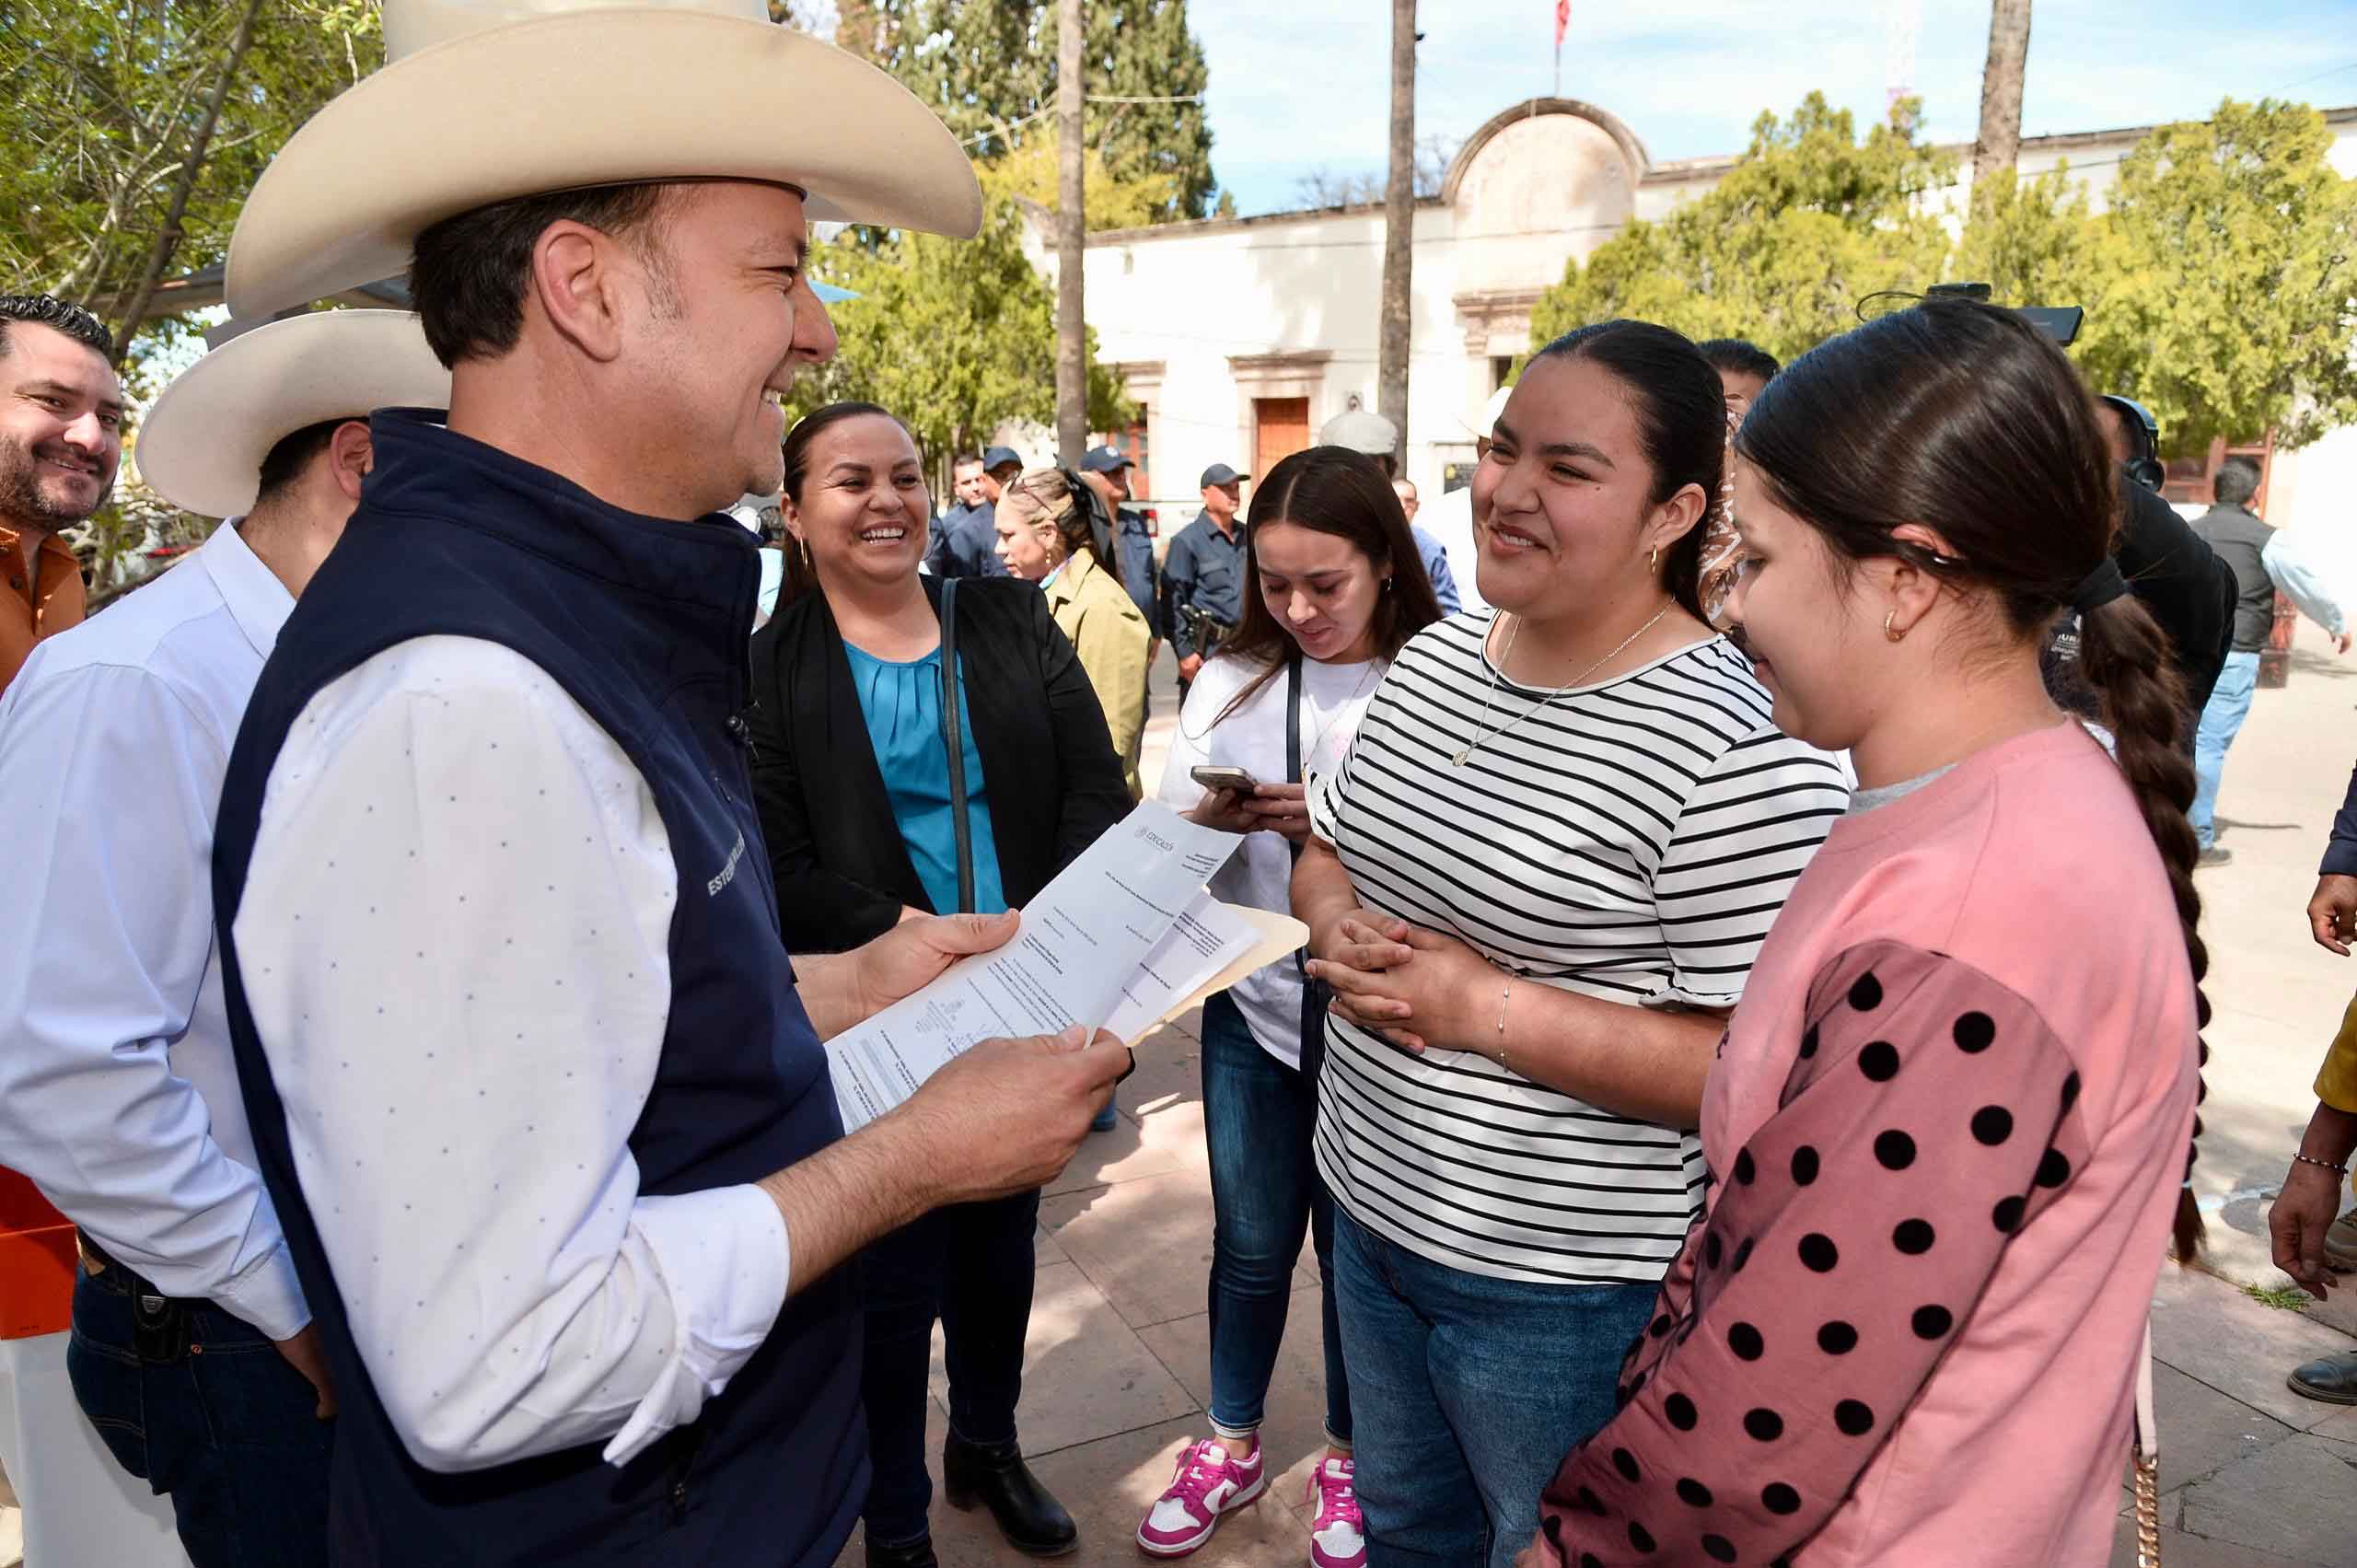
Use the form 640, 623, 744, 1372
826, 802, 1308, 1133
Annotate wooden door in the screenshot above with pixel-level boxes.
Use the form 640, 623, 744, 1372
1254, 397, 1311, 481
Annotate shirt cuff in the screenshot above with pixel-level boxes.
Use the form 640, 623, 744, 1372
600, 1184, 792, 1467
2322, 840, 2357, 879
210, 1242, 311, 1342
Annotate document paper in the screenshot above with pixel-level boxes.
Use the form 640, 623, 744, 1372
825, 803, 1303, 1133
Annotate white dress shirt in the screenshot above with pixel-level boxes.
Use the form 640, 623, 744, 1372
0, 522, 308, 1340
1153, 651, 1383, 1068
2264, 528, 2347, 639
232, 635, 791, 1473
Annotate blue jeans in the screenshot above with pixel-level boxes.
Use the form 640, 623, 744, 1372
1331, 1208, 1654, 1568
1200, 990, 1351, 1444
64, 1258, 332, 1568
859, 1187, 1039, 1548
2191, 649, 2260, 848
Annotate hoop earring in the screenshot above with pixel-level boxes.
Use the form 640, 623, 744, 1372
1884, 610, 1905, 644
1648, 547, 1659, 573
1383, 576, 1394, 592
795, 536, 810, 568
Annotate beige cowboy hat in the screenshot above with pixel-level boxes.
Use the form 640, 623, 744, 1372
136, 311, 451, 518
224, 0, 982, 319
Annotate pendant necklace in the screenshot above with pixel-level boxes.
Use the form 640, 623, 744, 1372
1450, 606, 1674, 767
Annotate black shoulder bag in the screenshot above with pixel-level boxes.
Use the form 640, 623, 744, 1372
936, 578, 977, 913
1285, 652, 1333, 1082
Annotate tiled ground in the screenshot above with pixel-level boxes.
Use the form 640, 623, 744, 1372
14, 640, 2357, 1566
826, 634, 2357, 1566
830, 1001, 2357, 1568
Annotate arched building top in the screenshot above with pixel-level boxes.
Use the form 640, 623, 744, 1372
1440, 98, 1652, 207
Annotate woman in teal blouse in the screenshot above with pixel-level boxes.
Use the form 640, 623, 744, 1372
747, 404, 1130, 1568
840, 640, 1008, 918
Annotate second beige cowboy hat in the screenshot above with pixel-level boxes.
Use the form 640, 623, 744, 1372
225, 0, 982, 319
137, 311, 451, 519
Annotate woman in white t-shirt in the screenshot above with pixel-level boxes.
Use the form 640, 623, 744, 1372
1137, 447, 1444, 1568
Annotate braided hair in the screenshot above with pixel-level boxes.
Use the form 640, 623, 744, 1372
1736, 296, 2209, 1260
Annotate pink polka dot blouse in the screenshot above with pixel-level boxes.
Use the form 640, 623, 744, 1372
1533, 720, 2201, 1566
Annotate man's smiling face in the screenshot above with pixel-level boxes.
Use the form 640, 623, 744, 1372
0, 319, 123, 529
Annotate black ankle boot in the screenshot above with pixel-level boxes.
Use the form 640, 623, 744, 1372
941, 1433, 1078, 1557
864, 1535, 939, 1568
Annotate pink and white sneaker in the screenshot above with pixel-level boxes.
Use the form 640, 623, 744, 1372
1135, 1437, 1267, 1557
1305, 1456, 1366, 1568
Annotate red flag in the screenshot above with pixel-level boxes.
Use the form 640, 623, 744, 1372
1554, 0, 1570, 48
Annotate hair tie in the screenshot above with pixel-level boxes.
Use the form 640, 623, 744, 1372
2071, 557, 2131, 614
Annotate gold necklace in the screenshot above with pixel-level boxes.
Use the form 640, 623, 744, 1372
1449, 606, 1675, 767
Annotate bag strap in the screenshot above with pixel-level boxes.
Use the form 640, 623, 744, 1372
2131, 1318, 2162, 1566
937, 578, 976, 914
1284, 650, 1304, 792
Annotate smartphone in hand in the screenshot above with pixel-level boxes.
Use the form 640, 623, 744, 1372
1190, 764, 1259, 794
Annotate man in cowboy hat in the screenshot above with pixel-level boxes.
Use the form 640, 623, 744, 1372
0, 308, 448, 1566
212, 6, 1128, 1565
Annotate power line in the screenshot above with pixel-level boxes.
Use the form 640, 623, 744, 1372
958, 92, 1205, 147
2270, 59, 2357, 94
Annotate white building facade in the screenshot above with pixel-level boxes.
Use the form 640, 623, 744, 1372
1033, 96, 2357, 550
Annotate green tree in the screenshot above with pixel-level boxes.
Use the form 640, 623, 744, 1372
2075, 99, 2357, 455
851, 0, 1214, 224
0, 0, 381, 377
1527, 94, 1956, 366
789, 196, 1131, 471
987, 135, 1178, 238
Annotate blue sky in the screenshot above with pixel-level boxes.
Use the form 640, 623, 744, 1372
1190, 0, 2357, 216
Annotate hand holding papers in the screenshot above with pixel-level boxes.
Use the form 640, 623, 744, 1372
827, 803, 1307, 1133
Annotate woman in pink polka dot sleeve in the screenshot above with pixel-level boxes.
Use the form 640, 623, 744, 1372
1522, 299, 2206, 1567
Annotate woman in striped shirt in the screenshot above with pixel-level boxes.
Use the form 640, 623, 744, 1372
1295, 321, 1849, 1567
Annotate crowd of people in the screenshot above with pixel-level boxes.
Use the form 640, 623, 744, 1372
0, 6, 2351, 1568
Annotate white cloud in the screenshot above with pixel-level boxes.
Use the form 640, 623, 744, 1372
1189, 0, 2356, 215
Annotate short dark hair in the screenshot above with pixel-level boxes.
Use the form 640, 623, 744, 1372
407, 184, 673, 367
1696, 337, 1781, 383
252, 419, 346, 506
0, 294, 112, 359
952, 452, 984, 470
2214, 457, 2261, 507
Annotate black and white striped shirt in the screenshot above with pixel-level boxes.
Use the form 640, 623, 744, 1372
1306, 615, 1849, 1284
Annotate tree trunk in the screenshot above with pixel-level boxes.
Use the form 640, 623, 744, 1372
1054, 0, 1087, 466
1376, 0, 1416, 469
1971, 0, 2031, 192
109, 0, 267, 364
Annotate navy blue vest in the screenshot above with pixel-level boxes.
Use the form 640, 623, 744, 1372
212, 411, 865, 1564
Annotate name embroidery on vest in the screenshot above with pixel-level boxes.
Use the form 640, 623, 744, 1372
708, 830, 747, 896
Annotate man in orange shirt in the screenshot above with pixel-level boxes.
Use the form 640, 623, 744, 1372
0, 294, 122, 693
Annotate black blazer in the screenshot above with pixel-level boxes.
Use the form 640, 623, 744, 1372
748, 575, 1132, 953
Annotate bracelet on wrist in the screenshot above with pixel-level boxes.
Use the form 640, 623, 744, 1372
2293, 1150, 2351, 1177
1492, 976, 1514, 1074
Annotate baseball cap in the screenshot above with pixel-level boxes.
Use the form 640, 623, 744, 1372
981, 445, 1024, 471
1319, 408, 1399, 457
1200, 462, 1248, 488
1080, 445, 1134, 474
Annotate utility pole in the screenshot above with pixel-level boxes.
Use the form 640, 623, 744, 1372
1972, 0, 2031, 191
1376, 0, 1415, 470
1055, 0, 1087, 465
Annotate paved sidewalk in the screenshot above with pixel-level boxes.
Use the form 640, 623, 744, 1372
835, 631, 2357, 1567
